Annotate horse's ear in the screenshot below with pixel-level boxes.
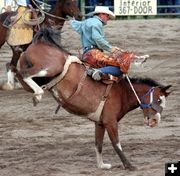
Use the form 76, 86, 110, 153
161, 85, 172, 97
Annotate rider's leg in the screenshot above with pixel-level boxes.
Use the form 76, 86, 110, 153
92, 66, 122, 81
98, 66, 122, 76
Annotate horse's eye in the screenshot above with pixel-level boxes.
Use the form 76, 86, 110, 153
157, 98, 162, 104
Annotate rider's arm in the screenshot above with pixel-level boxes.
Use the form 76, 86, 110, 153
70, 20, 82, 34
91, 26, 123, 53
91, 24, 112, 52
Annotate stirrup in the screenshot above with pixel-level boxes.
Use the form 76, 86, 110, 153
92, 70, 103, 81
86, 68, 94, 76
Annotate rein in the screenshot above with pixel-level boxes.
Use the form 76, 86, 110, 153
125, 74, 158, 112
22, 8, 45, 26
31, 0, 70, 21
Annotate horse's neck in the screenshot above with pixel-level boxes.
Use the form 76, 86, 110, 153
51, 1, 64, 18
44, 2, 65, 29
123, 82, 150, 111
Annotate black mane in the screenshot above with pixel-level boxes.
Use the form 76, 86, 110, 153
33, 27, 68, 52
127, 77, 164, 88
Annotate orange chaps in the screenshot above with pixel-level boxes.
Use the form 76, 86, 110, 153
83, 49, 119, 68
83, 49, 135, 73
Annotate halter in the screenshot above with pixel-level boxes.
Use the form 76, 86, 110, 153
140, 87, 154, 109
125, 74, 162, 113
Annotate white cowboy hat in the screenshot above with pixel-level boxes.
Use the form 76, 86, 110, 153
90, 6, 115, 19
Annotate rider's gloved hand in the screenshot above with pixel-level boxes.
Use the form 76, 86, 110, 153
110, 47, 124, 53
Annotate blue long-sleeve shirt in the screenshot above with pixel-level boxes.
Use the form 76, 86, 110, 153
71, 16, 112, 52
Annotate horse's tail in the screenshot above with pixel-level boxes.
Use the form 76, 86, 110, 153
33, 27, 62, 48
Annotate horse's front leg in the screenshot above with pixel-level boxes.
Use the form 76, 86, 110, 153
95, 123, 111, 169
3, 47, 22, 90
105, 121, 136, 170
22, 67, 48, 106
24, 77, 44, 106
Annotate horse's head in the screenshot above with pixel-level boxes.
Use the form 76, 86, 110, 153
140, 85, 171, 127
62, 0, 82, 20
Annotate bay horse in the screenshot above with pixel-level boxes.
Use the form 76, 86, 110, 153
15, 28, 171, 170
0, 0, 82, 90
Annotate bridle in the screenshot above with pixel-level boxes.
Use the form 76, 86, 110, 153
125, 74, 163, 113
140, 87, 154, 109
140, 87, 163, 113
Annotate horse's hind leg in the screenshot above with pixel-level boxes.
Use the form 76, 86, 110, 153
105, 121, 136, 170
95, 123, 111, 169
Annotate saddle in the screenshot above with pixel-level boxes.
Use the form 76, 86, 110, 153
6, 6, 33, 46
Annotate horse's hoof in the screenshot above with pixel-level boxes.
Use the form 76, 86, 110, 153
98, 163, 112, 170
125, 165, 137, 171
33, 96, 39, 106
1, 82, 14, 90
32, 94, 43, 106
14, 82, 22, 89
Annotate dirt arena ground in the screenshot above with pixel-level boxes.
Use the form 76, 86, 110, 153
0, 19, 179, 176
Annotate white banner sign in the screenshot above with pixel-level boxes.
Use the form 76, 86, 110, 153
114, 0, 157, 16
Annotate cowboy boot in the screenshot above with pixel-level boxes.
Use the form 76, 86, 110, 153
92, 69, 103, 81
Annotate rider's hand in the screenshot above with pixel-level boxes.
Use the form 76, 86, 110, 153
110, 47, 124, 53
5, 5, 12, 12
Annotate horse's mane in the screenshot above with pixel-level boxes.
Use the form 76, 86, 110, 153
33, 27, 68, 53
127, 77, 164, 88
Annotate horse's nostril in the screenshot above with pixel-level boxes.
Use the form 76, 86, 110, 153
148, 118, 158, 128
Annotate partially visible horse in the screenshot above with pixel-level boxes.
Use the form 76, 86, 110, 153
0, 0, 82, 90
15, 28, 171, 170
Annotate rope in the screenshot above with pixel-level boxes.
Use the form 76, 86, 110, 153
31, 0, 69, 21
125, 74, 142, 105
22, 9, 45, 26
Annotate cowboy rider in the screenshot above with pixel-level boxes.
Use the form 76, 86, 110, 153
70, 6, 124, 81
